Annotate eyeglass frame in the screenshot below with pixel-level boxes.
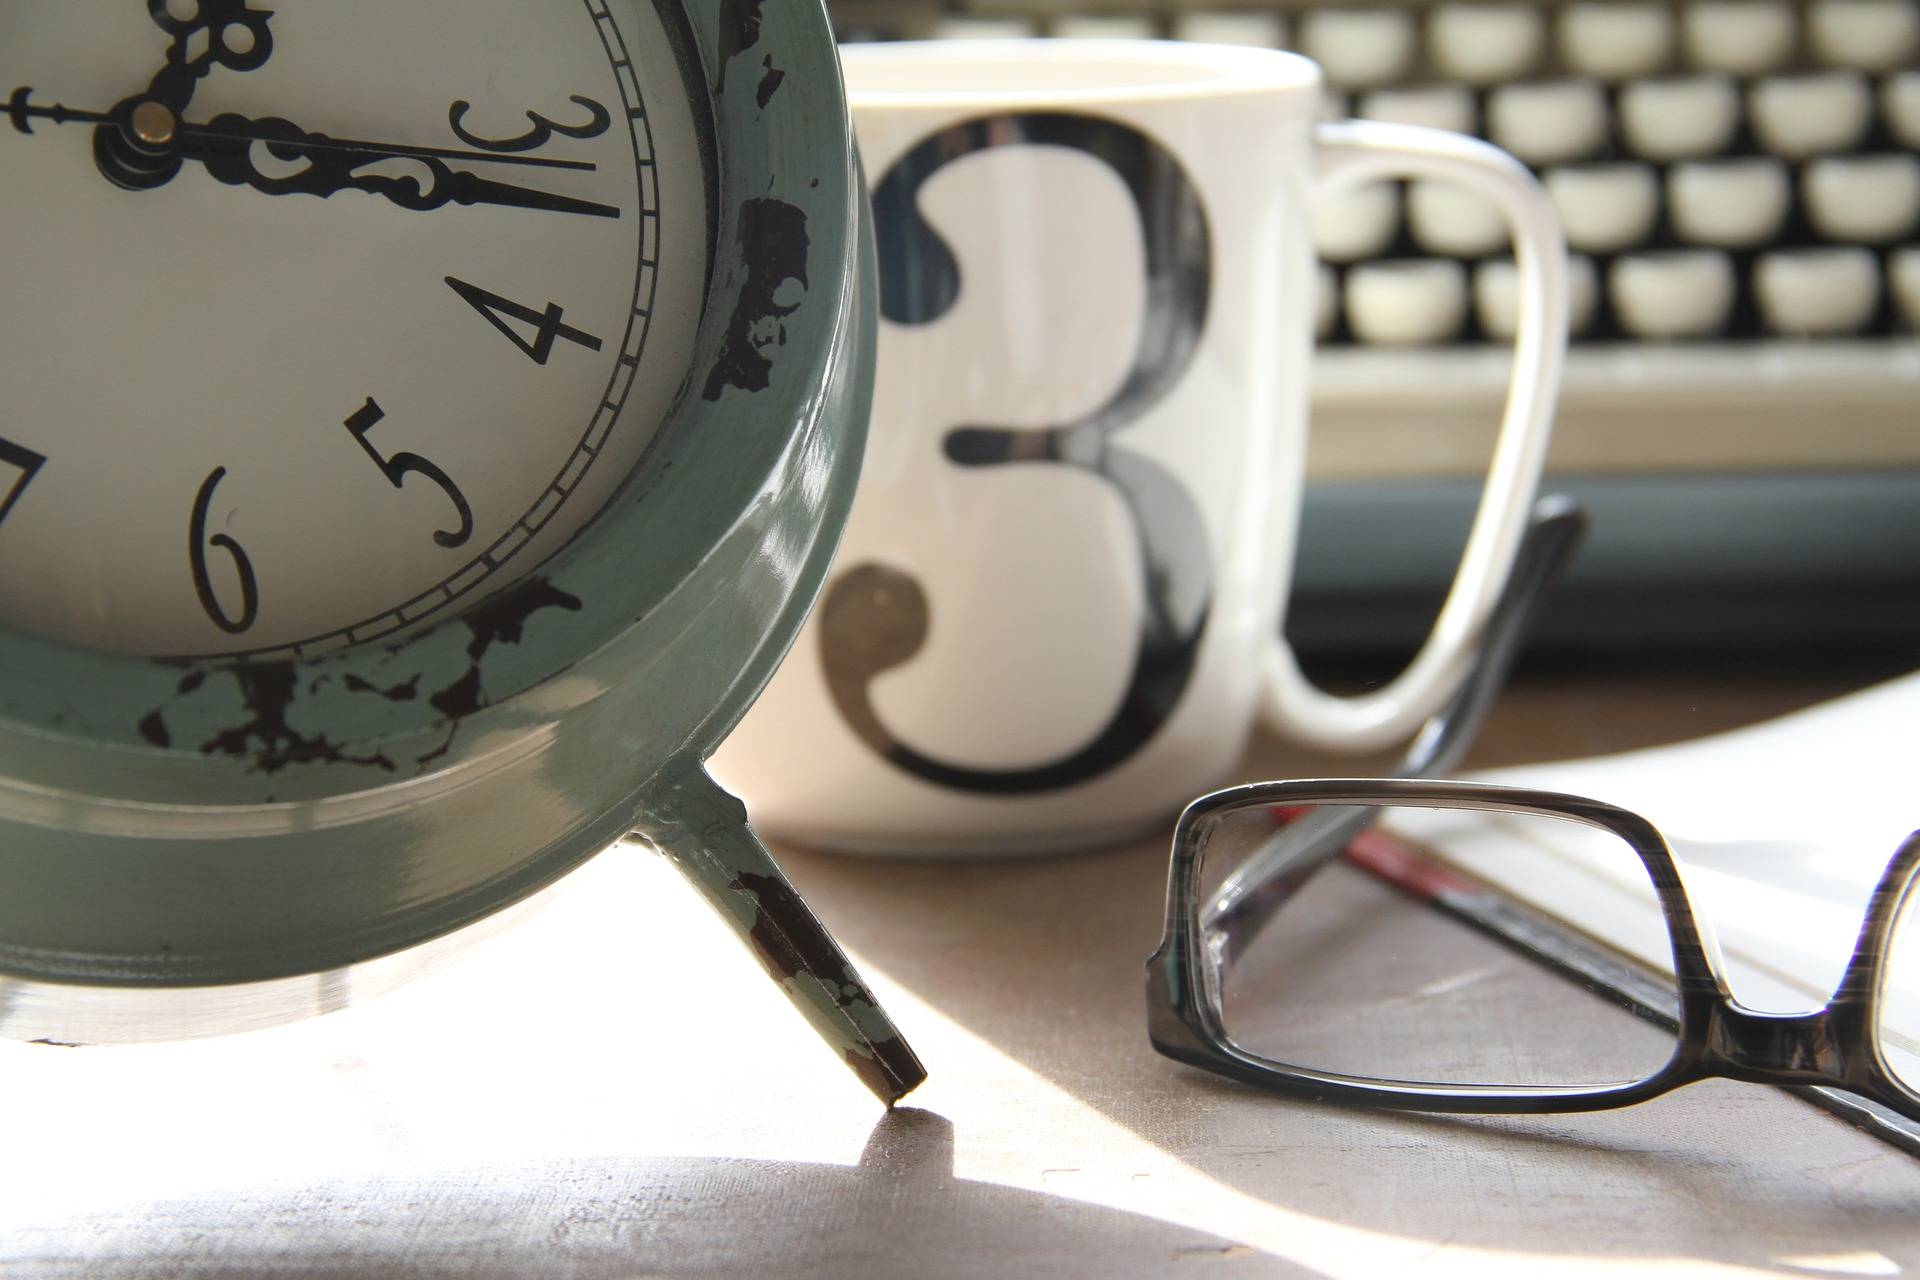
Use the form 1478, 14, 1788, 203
1144, 494, 1920, 1124
1146, 776, 1920, 1120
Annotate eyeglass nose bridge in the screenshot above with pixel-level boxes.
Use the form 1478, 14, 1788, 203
1702, 1003, 1850, 1086
1687, 832, 1919, 1095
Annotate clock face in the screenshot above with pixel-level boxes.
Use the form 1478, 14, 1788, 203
0, 0, 707, 659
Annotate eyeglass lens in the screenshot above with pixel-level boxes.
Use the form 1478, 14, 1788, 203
1883, 889, 1919, 1094
1197, 802, 1681, 1090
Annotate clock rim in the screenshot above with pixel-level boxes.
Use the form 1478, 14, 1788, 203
0, 0, 849, 794
0, 0, 878, 1013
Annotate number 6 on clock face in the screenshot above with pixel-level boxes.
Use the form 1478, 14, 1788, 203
0, 0, 706, 659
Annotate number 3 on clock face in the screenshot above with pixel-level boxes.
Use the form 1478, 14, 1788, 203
0, 0, 707, 659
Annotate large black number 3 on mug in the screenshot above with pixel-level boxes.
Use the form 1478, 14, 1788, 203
820, 114, 1215, 795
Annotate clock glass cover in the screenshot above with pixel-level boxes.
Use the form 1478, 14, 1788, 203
0, 0, 706, 659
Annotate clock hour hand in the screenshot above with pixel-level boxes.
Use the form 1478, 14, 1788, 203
98, 1, 276, 187
177, 111, 624, 219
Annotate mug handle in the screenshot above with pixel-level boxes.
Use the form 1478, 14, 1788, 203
1260, 119, 1569, 752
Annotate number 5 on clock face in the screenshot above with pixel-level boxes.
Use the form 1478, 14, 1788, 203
0, 0, 706, 659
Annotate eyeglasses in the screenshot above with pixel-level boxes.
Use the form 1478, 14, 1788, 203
1146, 500, 1920, 1144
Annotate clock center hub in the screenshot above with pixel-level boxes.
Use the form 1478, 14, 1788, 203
129, 100, 175, 148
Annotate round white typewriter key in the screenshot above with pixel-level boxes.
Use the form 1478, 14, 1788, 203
1546, 164, 1661, 253
1560, 3, 1675, 78
1806, 154, 1920, 242
1809, 0, 1920, 70
1409, 181, 1509, 257
1755, 247, 1882, 334
1360, 85, 1477, 134
1312, 182, 1402, 263
1345, 259, 1469, 344
1619, 76, 1742, 159
1170, 10, 1288, 47
1488, 79, 1611, 163
1429, 4, 1548, 84
1611, 250, 1736, 337
1051, 14, 1157, 39
1885, 72, 1920, 147
1476, 254, 1598, 337
1316, 263, 1341, 339
1892, 248, 1920, 326
1669, 159, 1793, 246
1301, 9, 1418, 86
1750, 73, 1874, 158
1684, 0, 1799, 73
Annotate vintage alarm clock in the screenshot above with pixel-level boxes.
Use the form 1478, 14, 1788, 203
0, 0, 923, 1103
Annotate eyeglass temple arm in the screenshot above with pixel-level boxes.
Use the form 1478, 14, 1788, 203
1200, 496, 1588, 951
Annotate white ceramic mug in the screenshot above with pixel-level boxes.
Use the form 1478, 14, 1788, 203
711, 40, 1568, 855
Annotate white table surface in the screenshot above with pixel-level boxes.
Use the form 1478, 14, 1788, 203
5, 668, 1917, 1278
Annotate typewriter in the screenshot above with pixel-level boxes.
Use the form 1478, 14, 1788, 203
827, 0, 1920, 655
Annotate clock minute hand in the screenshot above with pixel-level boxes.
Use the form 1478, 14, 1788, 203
6, 92, 600, 172
2, 92, 624, 219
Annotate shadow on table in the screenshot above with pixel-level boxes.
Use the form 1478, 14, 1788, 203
777, 787, 1920, 1271
4, 1110, 1313, 1280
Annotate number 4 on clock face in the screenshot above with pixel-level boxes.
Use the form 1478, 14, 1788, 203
446, 276, 605, 366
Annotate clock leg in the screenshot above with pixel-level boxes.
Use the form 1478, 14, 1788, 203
635, 765, 927, 1106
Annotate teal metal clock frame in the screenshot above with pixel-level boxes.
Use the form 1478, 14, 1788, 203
0, 1, 925, 1103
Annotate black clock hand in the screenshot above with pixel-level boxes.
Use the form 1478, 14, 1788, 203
175, 112, 602, 173
9, 92, 595, 169
4, 90, 115, 133
4, 90, 179, 186
94, 1, 277, 188
144, 0, 275, 111
182, 112, 623, 218
8, 93, 621, 218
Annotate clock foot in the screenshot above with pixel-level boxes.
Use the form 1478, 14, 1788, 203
636, 765, 928, 1106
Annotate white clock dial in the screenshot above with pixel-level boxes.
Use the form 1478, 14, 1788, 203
0, 0, 707, 658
